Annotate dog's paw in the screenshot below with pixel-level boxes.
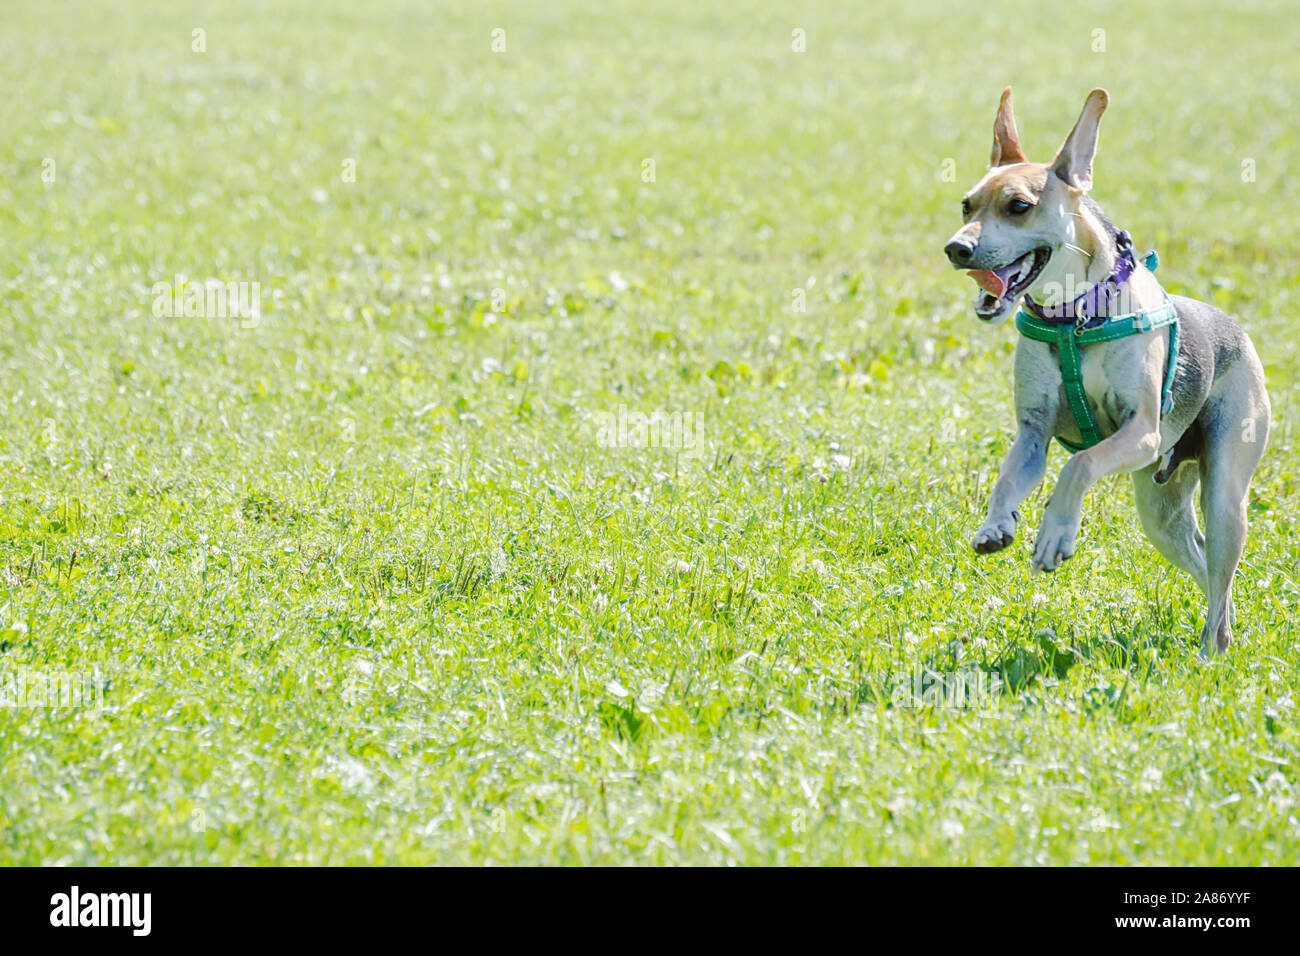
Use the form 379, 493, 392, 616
972, 512, 1018, 554
1031, 513, 1078, 572
1199, 620, 1232, 660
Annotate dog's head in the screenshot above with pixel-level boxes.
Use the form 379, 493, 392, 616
944, 87, 1109, 324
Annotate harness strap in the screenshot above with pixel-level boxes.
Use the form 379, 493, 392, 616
1014, 251, 1179, 453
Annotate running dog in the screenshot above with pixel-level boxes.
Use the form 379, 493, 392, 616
943, 87, 1270, 657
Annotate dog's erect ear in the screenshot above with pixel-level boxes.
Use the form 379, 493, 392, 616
989, 87, 1027, 167
1051, 88, 1109, 191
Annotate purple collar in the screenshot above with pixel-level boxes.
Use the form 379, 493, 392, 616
1021, 229, 1136, 329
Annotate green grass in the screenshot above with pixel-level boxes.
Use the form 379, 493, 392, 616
2, 0, 1298, 865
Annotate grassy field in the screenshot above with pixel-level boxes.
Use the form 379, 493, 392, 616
1, 0, 1298, 865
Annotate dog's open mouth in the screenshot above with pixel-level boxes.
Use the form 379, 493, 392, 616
968, 247, 1050, 319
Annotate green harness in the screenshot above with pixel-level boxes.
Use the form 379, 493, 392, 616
1014, 251, 1179, 454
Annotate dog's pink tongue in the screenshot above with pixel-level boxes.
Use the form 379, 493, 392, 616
967, 269, 1006, 297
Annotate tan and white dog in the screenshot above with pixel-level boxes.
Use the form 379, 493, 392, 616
944, 87, 1270, 657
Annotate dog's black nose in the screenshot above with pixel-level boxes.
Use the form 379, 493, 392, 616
944, 239, 975, 265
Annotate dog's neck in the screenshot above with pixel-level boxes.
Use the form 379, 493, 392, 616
1025, 199, 1118, 308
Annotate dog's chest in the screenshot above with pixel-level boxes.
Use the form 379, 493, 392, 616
1042, 340, 1133, 440
1015, 336, 1144, 443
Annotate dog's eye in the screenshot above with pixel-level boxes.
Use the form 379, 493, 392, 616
1007, 198, 1033, 215
961, 198, 972, 217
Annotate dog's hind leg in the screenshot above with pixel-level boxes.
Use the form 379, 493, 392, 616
1133, 460, 1207, 594
1197, 369, 1269, 658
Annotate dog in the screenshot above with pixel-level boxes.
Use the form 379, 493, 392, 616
944, 87, 1270, 658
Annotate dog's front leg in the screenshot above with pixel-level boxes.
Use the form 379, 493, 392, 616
1032, 411, 1161, 572
973, 418, 1050, 554
974, 340, 1057, 555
